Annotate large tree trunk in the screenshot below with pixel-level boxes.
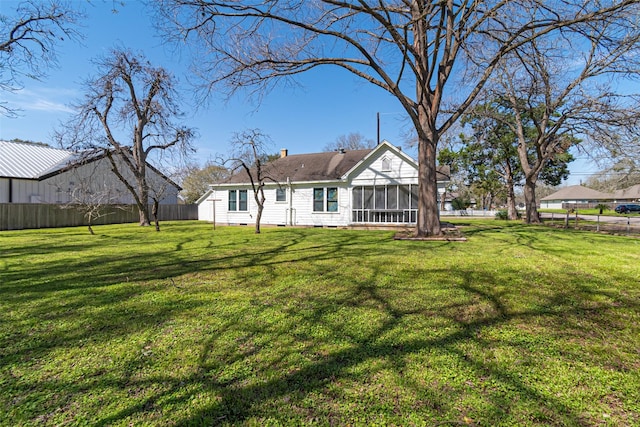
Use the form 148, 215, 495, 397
152, 199, 160, 231
416, 132, 442, 237
523, 177, 540, 223
138, 181, 151, 226
505, 167, 518, 220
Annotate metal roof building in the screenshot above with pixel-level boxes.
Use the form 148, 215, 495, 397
0, 140, 179, 205
0, 140, 74, 179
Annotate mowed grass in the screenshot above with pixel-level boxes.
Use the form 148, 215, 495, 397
1, 221, 639, 426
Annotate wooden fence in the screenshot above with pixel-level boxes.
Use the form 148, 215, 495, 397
0, 204, 198, 231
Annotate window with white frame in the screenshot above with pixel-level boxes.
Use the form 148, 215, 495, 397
228, 189, 248, 211
276, 187, 286, 202
313, 187, 338, 212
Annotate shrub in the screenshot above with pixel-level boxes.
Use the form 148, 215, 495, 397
495, 209, 509, 220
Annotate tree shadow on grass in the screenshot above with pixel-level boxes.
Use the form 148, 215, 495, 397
2, 224, 638, 426
96, 264, 638, 425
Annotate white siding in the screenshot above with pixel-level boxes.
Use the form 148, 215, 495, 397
540, 200, 563, 209
288, 184, 350, 227
197, 142, 448, 227
349, 148, 418, 186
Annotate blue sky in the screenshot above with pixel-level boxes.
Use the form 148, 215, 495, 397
0, 0, 598, 184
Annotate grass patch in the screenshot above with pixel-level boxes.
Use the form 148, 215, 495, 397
1, 221, 639, 426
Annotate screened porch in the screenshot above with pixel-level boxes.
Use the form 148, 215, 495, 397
351, 184, 420, 224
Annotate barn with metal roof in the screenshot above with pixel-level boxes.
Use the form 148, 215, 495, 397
0, 140, 179, 204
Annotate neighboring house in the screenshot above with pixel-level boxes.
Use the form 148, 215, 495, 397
0, 140, 180, 204
197, 141, 450, 227
539, 185, 612, 209
613, 184, 640, 203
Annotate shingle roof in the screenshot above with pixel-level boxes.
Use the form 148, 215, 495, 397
0, 140, 74, 179
613, 184, 640, 200
222, 145, 450, 184
540, 185, 612, 200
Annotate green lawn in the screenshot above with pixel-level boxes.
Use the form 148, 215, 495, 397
1, 221, 639, 426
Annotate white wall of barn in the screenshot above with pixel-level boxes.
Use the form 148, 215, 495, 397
0, 158, 179, 204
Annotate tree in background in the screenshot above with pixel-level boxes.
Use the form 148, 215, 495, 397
0, 0, 83, 117
157, 1, 636, 237
485, 16, 640, 223
56, 49, 195, 227
446, 98, 574, 220
178, 162, 229, 204
222, 129, 274, 234
585, 159, 640, 192
323, 132, 376, 152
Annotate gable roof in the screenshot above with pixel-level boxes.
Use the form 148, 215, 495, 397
0, 140, 75, 179
220, 141, 450, 185
540, 185, 612, 201
613, 184, 640, 200
0, 140, 181, 190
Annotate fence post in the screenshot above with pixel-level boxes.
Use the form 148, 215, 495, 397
596, 215, 600, 232
628, 217, 631, 235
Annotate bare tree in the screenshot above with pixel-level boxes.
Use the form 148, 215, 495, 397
221, 129, 274, 234
323, 132, 376, 152
55, 158, 131, 235
585, 159, 640, 191
0, 0, 82, 116
56, 49, 195, 226
156, 0, 638, 236
486, 16, 640, 223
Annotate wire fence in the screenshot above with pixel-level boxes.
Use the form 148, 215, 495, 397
542, 212, 640, 236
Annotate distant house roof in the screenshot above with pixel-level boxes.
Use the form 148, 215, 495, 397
220, 142, 450, 185
0, 140, 75, 179
613, 184, 640, 200
540, 185, 612, 201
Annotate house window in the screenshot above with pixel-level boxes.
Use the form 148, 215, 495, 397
238, 190, 248, 211
327, 188, 338, 212
381, 156, 392, 171
229, 189, 248, 211
276, 188, 286, 202
229, 190, 236, 211
313, 188, 324, 212
313, 187, 338, 212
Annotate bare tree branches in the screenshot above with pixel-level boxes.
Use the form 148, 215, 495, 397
0, 0, 83, 116
478, 8, 640, 223
156, 0, 640, 235
56, 49, 195, 227
323, 132, 376, 151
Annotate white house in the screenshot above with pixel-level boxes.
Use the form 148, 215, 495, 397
0, 140, 180, 205
197, 141, 450, 227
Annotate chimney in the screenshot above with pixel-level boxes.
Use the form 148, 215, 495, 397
280, 148, 288, 158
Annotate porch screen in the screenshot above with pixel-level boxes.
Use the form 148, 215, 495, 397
352, 184, 417, 223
